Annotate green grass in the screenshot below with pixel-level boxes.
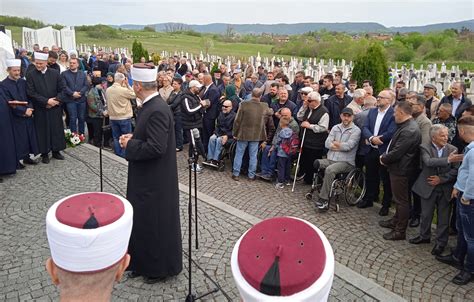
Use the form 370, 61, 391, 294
8, 26, 473, 69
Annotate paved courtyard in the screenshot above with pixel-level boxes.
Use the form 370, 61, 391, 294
0, 144, 472, 301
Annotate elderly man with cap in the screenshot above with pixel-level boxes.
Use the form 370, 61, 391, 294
313, 107, 361, 211
1, 59, 39, 168
45, 192, 133, 301
424, 83, 440, 120
119, 63, 183, 283
17, 48, 30, 78
26, 51, 66, 164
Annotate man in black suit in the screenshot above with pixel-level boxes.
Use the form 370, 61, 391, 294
201, 74, 221, 149
120, 63, 182, 283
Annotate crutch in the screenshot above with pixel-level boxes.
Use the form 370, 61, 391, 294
292, 127, 306, 192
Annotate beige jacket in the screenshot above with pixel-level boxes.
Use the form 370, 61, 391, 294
106, 82, 136, 120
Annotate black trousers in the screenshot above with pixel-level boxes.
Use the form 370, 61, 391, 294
364, 148, 392, 208
300, 146, 324, 184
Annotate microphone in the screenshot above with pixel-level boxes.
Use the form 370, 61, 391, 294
191, 128, 207, 159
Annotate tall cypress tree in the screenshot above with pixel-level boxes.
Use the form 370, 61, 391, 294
351, 43, 389, 95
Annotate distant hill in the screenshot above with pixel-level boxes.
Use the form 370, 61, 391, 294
116, 19, 474, 35
390, 19, 474, 33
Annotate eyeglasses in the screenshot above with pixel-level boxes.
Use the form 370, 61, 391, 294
376, 96, 390, 99
222, 105, 231, 108
300, 92, 308, 95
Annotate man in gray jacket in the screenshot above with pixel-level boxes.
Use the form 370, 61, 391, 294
314, 107, 361, 211
410, 124, 462, 255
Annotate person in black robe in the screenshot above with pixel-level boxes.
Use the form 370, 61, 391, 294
120, 63, 182, 283
1, 62, 39, 168
26, 52, 66, 164
0, 89, 17, 182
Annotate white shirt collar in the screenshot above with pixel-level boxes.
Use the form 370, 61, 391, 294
41, 67, 48, 74
140, 91, 159, 106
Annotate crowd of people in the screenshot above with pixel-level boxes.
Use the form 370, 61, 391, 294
1, 44, 473, 286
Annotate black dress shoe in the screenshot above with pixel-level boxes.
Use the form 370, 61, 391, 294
379, 219, 395, 229
41, 155, 50, 164
383, 231, 406, 241
431, 245, 445, 256
409, 217, 420, 228
52, 152, 65, 160
453, 270, 473, 285
357, 200, 373, 208
436, 254, 463, 270
17, 162, 26, 170
379, 206, 389, 216
143, 276, 166, 284
127, 271, 141, 279
409, 236, 430, 244
23, 157, 38, 165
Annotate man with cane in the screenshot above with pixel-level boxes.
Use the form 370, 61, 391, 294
295, 91, 330, 186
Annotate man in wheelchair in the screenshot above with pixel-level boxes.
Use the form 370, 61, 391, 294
203, 100, 236, 169
314, 108, 361, 211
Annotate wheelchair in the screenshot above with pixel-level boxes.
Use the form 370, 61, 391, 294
305, 165, 366, 212
202, 139, 237, 171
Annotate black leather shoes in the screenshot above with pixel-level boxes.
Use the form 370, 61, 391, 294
52, 151, 65, 160
379, 219, 395, 229
127, 271, 141, 279
431, 245, 445, 256
409, 217, 420, 228
378, 206, 389, 216
436, 254, 463, 270
383, 231, 406, 241
17, 162, 26, 170
41, 154, 50, 164
23, 157, 38, 165
452, 270, 473, 285
357, 200, 373, 208
409, 236, 430, 244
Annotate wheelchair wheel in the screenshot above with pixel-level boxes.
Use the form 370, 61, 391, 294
344, 168, 366, 206
335, 204, 340, 212
305, 192, 313, 200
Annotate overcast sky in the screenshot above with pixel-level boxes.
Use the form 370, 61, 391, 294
1, 0, 473, 27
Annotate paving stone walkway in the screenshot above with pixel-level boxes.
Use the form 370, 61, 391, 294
0, 146, 386, 301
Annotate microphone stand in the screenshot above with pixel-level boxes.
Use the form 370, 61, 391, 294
186, 129, 219, 302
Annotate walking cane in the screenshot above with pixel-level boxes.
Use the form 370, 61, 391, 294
292, 127, 306, 192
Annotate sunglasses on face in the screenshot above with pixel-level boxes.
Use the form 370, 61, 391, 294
222, 105, 231, 108
300, 92, 308, 95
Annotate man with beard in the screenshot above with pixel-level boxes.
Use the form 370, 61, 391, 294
261, 82, 280, 106
1, 59, 39, 168
120, 63, 182, 283
26, 51, 66, 164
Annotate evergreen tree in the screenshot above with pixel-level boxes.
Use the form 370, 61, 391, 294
348, 43, 389, 95
131, 40, 149, 63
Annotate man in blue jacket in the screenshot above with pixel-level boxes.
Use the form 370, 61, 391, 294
201, 74, 221, 149
61, 58, 89, 134
358, 89, 397, 216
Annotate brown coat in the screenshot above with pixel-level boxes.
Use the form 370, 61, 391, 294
233, 98, 269, 141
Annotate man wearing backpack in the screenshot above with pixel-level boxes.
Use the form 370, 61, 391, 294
313, 107, 361, 212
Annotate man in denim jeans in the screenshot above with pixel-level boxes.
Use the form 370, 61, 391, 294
437, 115, 474, 285
61, 58, 89, 135
105, 72, 136, 157
231, 89, 270, 181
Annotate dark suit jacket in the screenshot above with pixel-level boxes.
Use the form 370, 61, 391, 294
61, 70, 89, 103
412, 143, 459, 200
438, 94, 472, 119
361, 106, 397, 155
202, 83, 221, 120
